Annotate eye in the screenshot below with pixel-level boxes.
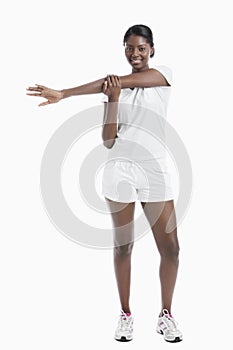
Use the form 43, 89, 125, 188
139, 47, 146, 52
125, 47, 133, 52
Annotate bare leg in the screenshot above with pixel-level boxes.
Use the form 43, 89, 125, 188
141, 200, 180, 315
105, 198, 135, 313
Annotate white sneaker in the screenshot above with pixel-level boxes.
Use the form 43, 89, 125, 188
156, 309, 183, 342
114, 310, 133, 342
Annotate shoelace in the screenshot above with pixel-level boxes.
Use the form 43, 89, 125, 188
161, 309, 178, 331
118, 310, 132, 331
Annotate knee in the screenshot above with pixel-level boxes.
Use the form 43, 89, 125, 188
114, 243, 134, 257
159, 241, 180, 260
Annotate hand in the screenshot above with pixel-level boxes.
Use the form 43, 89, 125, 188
103, 75, 121, 101
26, 84, 63, 107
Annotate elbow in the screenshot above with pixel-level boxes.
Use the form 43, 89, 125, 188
102, 125, 118, 149
102, 138, 116, 149
102, 133, 117, 149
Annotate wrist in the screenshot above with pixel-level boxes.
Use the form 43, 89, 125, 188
108, 96, 119, 103
60, 89, 66, 99
60, 88, 74, 99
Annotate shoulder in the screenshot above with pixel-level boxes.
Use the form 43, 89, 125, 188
151, 65, 173, 86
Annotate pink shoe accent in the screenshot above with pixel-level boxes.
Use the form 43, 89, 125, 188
121, 311, 131, 320
162, 309, 173, 318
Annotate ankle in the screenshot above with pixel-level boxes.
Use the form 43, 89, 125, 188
122, 308, 131, 314
159, 308, 172, 318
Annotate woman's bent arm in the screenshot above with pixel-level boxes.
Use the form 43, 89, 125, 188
102, 102, 118, 149
101, 75, 121, 149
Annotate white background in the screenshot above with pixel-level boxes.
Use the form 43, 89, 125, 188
1, 0, 233, 348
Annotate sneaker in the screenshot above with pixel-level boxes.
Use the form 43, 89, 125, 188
114, 310, 133, 342
156, 309, 183, 343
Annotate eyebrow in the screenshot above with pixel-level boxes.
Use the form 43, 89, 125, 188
125, 44, 147, 47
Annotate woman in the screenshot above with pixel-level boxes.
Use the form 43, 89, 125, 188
27, 24, 183, 343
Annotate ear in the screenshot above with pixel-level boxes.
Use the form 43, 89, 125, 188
150, 48, 155, 58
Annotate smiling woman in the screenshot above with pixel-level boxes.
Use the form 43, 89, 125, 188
124, 24, 155, 72
26, 23, 183, 344
100, 27, 182, 342
26, 26, 168, 106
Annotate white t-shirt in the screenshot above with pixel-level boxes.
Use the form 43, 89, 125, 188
101, 65, 173, 162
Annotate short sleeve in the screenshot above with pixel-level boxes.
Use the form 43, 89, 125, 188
154, 65, 173, 86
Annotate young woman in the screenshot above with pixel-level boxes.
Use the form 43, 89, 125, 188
27, 24, 183, 343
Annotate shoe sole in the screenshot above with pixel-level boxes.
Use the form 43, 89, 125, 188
115, 336, 133, 342
157, 329, 183, 343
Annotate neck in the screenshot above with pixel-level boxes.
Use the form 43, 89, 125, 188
132, 64, 150, 73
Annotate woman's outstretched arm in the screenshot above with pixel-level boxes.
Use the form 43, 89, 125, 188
61, 78, 106, 99
26, 68, 169, 107
120, 68, 170, 88
26, 78, 107, 107
61, 68, 169, 98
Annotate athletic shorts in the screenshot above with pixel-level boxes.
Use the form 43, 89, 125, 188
101, 158, 174, 203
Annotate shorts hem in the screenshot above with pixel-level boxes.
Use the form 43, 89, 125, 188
102, 192, 137, 203
138, 196, 174, 202
102, 192, 174, 203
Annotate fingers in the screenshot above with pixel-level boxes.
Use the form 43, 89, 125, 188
105, 75, 121, 88
26, 84, 52, 107
103, 80, 108, 93
108, 75, 117, 87
26, 84, 47, 93
38, 100, 50, 107
35, 84, 47, 89
27, 87, 41, 93
113, 75, 121, 86
26, 93, 42, 97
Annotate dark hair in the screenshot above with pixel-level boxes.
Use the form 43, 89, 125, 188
123, 24, 154, 58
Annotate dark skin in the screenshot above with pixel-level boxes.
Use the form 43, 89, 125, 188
26, 36, 169, 106
26, 34, 179, 318
106, 199, 179, 317
102, 36, 179, 317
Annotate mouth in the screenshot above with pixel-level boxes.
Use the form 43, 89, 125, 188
130, 59, 142, 64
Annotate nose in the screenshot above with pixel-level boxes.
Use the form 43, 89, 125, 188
131, 48, 140, 57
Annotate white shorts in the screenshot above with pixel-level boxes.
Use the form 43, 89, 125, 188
102, 158, 174, 203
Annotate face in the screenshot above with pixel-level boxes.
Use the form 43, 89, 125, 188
124, 35, 154, 72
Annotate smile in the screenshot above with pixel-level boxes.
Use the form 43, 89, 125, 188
130, 59, 142, 63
